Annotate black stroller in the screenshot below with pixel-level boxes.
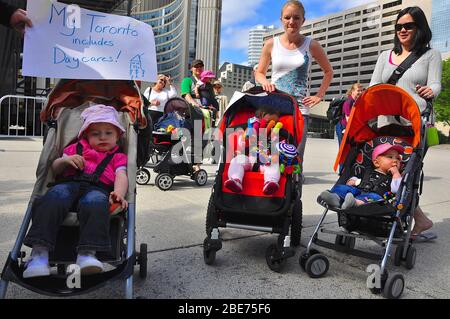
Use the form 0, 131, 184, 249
0, 80, 147, 299
135, 97, 209, 191
203, 88, 304, 272
300, 84, 430, 299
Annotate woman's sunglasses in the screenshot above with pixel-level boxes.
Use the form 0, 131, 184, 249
395, 22, 416, 32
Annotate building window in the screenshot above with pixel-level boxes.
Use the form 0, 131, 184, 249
363, 15, 380, 23
328, 32, 342, 39
343, 63, 358, 68
328, 40, 342, 47
383, 0, 402, 9
361, 42, 378, 49
314, 36, 326, 41
332, 65, 341, 70
363, 6, 380, 14
314, 28, 327, 34
328, 49, 342, 55
343, 71, 358, 77
360, 69, 374, 75
361, 60, 377, 66
311, 76, 323, 81
381, 30, 395, 36
328, 24, 343, 31
345, 20, 360, 27
329, 16, 343, 23
382, 10, 401, 18
345, 11, 361, 19
304, 32, 311, 36
362, 33, 378, 40
344, 28, 360, 35
343, 46, 359, 52
381, 39, 393, 45
301, 25, 312, 30
343, 54, 359, 61
329, 57, 341, 62
344, 37, 360, 44
313, 20, 327, 28
360, 79, 371, 84
382, 20, 396, 27
361, 51, 379, 57
362, 25, 377, 31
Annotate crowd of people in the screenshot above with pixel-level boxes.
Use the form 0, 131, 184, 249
0, 0, 443, 279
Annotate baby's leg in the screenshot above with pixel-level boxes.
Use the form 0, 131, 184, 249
228, 154, 252, 182
260, 163, 280, 195
24, 182, 79, 251
77, 188, 111, 253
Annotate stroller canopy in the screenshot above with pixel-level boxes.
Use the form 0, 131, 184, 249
335, 84, 422, 171
41, 79, 146, 127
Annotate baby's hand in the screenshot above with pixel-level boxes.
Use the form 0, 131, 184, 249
389, 166, 400, 177
346, 179, 356, 186
110, 191, 128, 210
65, 154, 84, 170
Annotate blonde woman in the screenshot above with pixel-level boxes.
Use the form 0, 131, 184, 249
255, 0, 333, 181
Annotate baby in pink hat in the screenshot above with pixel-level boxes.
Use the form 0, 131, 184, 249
195, 70, 219, 111
23, 104, 128, 278
320, 143, 404, 209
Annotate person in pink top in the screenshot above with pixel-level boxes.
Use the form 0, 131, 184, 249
23, 104, 128, 278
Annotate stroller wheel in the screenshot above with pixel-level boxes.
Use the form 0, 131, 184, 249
194, 169, 208, 186
203, 237, 216, 265
405, 245, 416, 270
394, 245, 404, 266
382, 272, 405, 299
138, 243, 148, 279
155, 173, 174, 191
265, 244, 287, 273
305, 254, 329, 278
136, 168, 151, 185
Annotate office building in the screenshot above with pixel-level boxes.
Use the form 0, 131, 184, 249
430, 0, 450, 55
217, 62, 253, 96
132, 0, 221, 85
248, 25, 275, 66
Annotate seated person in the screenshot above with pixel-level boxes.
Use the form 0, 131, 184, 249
23, 104, 128, 278
224, 104, 299, 195
320, 143, 404, 209
195, 70, 219, 124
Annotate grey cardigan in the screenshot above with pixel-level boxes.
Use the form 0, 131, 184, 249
369, 48, 442, 113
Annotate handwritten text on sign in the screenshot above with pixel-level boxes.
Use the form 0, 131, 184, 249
23, 0, 157, 81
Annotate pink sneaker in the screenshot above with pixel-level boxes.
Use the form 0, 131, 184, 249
263, 181, 279, 195
224, 178, 243, 193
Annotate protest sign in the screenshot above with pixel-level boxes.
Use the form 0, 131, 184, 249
23, 0, 157, 82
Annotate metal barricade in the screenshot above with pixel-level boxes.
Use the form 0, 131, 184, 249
0, 95, 47, 137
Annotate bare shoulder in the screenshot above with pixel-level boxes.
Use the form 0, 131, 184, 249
309, 38, 325, 55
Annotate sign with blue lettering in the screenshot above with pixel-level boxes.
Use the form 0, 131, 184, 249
22, 0, 157, 82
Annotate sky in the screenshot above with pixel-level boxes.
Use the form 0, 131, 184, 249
220, 0, 375, 66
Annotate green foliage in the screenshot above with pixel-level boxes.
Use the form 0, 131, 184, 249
434, 58, 450, 125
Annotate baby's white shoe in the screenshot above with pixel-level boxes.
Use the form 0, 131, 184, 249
76, 251, 104, 275
23, 248, 50, 279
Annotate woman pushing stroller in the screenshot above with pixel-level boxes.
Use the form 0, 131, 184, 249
23, 104, 128, 278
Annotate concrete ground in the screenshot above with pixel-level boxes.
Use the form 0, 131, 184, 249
0, 136, 449, 299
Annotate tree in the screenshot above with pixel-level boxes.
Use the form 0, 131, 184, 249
434, 58, 450, 125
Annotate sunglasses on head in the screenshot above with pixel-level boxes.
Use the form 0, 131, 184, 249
395, 22, 416, 32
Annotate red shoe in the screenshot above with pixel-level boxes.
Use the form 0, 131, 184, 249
224, 178, 243, 193
263, 181, 279, 195
109, 202, 123, 215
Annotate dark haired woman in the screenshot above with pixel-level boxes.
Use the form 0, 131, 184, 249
370, 6, 442, 242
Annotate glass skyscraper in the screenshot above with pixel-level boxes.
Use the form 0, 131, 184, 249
431, 0, 450, 54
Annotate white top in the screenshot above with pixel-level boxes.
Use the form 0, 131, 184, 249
271, 36, 312, 115
143, 85, 178, 112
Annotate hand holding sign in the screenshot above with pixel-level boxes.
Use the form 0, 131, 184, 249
22, 0, 157, 82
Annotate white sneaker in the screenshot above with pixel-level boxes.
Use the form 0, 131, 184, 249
76, 252, 104, 275
23, 249, 50, 279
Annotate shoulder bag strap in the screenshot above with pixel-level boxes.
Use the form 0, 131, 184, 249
387, 48, 429, 85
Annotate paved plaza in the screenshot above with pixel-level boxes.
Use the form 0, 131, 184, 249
0, 136, 449, 299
